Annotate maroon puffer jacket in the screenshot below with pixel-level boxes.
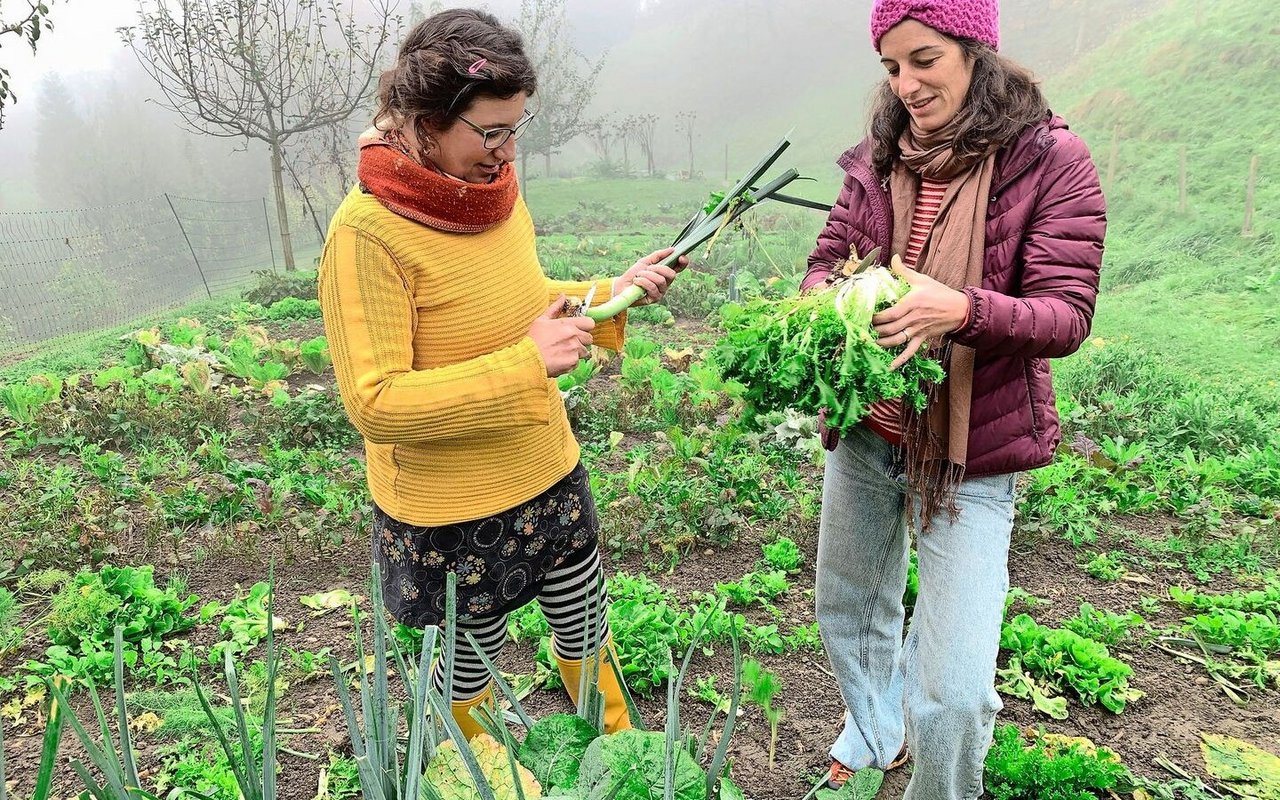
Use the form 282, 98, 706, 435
803, 113, 1106, 477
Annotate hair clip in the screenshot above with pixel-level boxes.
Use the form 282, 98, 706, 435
467, 58, 488, 75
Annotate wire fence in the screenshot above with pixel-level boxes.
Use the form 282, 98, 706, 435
0, 194, 326, 355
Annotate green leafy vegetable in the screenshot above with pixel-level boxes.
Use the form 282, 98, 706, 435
1062, 603, 1144, 647
298, 589, 360, 616
425, 735, 542, 800
712, 262, 944, 435
38, 565, 198, 684
816, 767, 884, 800
761, 536, 803, 572
999, 614, 1143, 715
742, 659, 783, 771
576, 729, 706, 800
213, 581, 288, 662
517, 714, 600, 792
300, 336, 332, 375
983, 724, 1126, 800
716, 570, 790, 608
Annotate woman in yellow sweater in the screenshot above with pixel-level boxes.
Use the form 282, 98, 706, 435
318, 8, 683, 738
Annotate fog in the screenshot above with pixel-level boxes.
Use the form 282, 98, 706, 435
0, 0, 1162, 213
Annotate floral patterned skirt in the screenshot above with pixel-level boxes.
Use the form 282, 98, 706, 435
373, 462, 598, 626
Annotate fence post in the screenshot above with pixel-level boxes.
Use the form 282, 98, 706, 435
164, 193, 212, 299
1179, 146, 1188, 213
263, 197, 278, 272
1242, 154, 1259, 237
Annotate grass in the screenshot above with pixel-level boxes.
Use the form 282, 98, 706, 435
1047, 0, 1280, 387
522, 177, 719, 222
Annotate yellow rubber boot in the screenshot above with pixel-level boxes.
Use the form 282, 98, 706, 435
553, 638, 633, 733
449, 684, 495, 742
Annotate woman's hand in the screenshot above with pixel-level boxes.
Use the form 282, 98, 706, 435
872, 257, 971, 370
612, 247, 686, 306
530, 296, 596, 377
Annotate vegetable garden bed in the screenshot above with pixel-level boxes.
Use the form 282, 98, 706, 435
1, 208, 1277, 799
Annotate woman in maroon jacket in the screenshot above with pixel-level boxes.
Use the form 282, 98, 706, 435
808, 1, 1105, 797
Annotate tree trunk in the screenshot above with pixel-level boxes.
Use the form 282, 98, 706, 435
520, 149, 530, 197
544, 148, 552, 180
270, 139, 297, 271
282, 146, 326, 242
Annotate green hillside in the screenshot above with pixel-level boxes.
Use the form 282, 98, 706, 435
1049, 0, 1280, 388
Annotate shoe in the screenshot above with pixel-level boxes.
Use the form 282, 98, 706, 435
827, 759, 858, 789
553, 636, 633, 733
827, 745, 910, 788
449, 683, 495, 742
888, 744, 910, 770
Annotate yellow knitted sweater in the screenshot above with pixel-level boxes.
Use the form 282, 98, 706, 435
319, 186, 625, 526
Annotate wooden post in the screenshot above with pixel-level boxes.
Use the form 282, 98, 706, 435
1105, 126, 1120, 190
1242, 154, 1259, 237
1178, 146, 1188, 213
263, 197, 278, 271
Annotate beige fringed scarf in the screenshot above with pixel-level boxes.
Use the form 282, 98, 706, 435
889, 116, 997, 525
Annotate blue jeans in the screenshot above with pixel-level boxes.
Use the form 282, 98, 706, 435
816, 426, 1016, 800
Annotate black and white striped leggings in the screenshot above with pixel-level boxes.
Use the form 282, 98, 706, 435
433, 546, 612, 701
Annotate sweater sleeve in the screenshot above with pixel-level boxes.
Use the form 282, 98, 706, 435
546, 276, 626, 352
951, 134, 1106, 359
319, 224, 553, 444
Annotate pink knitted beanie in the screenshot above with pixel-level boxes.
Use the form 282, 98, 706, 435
871, 0, 1000, 52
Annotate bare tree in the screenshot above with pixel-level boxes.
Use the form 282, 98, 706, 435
121, 0, 399, 270
515, 0, 604, 184
626, 113, 659, 178
675, 110, 697, 180
283, 119, 362, 240
584, 113, 618, 166
1, 0, 63, 128
617, 114, 637, 177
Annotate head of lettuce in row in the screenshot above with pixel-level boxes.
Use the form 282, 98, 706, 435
318, 8, 684, 739
805, 0, 1105, 795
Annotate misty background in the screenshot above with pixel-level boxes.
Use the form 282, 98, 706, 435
0, 0, 1164, 215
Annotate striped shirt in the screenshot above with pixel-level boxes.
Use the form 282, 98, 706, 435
864, 178, 950, 445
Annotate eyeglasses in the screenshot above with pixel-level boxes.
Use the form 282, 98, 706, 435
455, 109, 536, 150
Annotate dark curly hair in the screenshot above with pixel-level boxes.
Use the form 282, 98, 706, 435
868, 37, 1048, 178
374, 9, 536, 145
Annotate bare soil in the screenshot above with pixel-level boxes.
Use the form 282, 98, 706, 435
2, 317, 1277, 799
